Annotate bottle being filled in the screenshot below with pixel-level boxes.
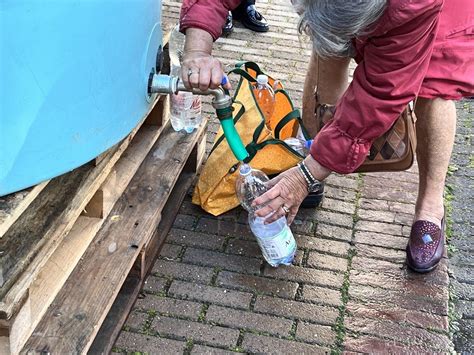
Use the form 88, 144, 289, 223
169, 24, 202, 133
283, 137, 313, 157
235, 163, 297, 267
252, 75, 275, 130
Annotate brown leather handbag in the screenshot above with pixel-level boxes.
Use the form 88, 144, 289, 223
315, 101, 417, 172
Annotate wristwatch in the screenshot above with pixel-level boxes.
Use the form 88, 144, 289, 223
298, 161, 322, 192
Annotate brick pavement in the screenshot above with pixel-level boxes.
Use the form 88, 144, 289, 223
113, 0, 462, 353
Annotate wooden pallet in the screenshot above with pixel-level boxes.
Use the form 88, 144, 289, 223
0, 89, 207, 354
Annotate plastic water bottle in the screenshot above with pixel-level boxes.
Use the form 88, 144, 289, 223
252, 75, 275, 130
249, 213, 297, 267
284, 137, 313, 157
235, 163, 269, 213
235, 163, 297, 267
169, 25, 202, 133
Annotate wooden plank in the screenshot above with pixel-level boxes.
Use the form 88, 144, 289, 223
88, 167, 197, 355
23, 121, 207, 354
0, 181, 49, 239
3, 122, 165, 355
0, 96, 162, 320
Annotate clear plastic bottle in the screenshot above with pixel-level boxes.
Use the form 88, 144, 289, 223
252, 75, 275, 130
284, 137, 313, 157
235, 163, 297, 267
248, 213, 297, 267
169, 25, 202, 133
235, 163, 269, 213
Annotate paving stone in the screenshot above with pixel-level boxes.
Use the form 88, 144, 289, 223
321, 197, 356, 215
316, 223, 353, 242
167, 228, 225, 251
291, 218, 316, 235
143, 275, 168, 294
344, 335, 434, 355
152, 259, 214, 284
159, 243, 182, 260
216, 270, 298, 298
355, 220, 403, 236
450, 279, 474, 301
152, 316, 240, 348
226, 238, 261, 258
264, 264, 344, 289
359, 198, 416, 215
124, 311, 148, 330
351, 256, 449, 287
363, 175, 419, 190
355, 244, 406, 263
307, 252, 348, 272
316, 210, 354, 228
178, 200, 208, 217
190, 345, 239, 354
183, 247, 262, 274
302, 284, 342, 307
325, 174, 359, 189
114, 331, 186, 353
135, 295, 202, 320
297, 236, 350, 257
295, 322, 336, 346
254, 296, 339, 325
169, 280, 253, 309
344, 317, 452, 352
172, 213, 197, 230
346, 301, 448, 332
324, 185, 357, 202
241, 333, 328, 354
349, 283, 448, 316
206, 305, 293, 336
350, 268, 449, 306
361, 185, 417, 204
354, 231, 407, 250
195, 217, 253, 238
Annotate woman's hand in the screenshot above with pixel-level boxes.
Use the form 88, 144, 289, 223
252, 166, 309, 225
180, 28, 231, 92
181, 51, 230, 91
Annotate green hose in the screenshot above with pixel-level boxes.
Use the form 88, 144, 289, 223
216, 107, 249, 161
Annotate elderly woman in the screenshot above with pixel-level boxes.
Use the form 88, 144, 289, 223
179, 0, 474, 273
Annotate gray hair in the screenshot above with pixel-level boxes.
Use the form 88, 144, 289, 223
294, 0, 387, 58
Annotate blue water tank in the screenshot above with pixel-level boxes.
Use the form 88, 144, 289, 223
0, 0, 163, 196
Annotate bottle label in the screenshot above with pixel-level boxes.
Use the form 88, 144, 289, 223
258, 227, 296, 260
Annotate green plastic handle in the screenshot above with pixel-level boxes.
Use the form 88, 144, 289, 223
220, 118, 249, 161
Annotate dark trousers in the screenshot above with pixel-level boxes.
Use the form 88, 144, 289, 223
234, 0, 255, 15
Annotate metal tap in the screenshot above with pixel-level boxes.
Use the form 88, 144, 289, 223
148, 74, 249, 162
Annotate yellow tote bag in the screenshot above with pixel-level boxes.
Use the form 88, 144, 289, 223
192, 62, 311, 216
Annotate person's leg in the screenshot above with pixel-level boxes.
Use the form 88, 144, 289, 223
302, 52, 351, 136
406, 97, 456, 272
414, 97, 456, 225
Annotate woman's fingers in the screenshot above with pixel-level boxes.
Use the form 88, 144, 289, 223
182, 51, 228, 91
255, 195, 285, 218
253, 185, 281, 206
286, 205, 299, 225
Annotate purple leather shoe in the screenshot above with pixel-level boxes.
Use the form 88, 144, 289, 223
406, 217, 445, 273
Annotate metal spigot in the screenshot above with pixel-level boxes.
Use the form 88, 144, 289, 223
148, 73, 249, 161
148, 74, 232, 110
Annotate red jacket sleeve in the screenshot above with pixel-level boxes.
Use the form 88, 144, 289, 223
180, 0, 241, 41
310, 1, 443, 174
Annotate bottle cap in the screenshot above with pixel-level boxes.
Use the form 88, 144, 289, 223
305, 139, 313, 149
239, 163, 252, 175
256, 75, 269, 85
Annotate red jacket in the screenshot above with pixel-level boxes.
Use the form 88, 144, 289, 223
180, 0, 474, 173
